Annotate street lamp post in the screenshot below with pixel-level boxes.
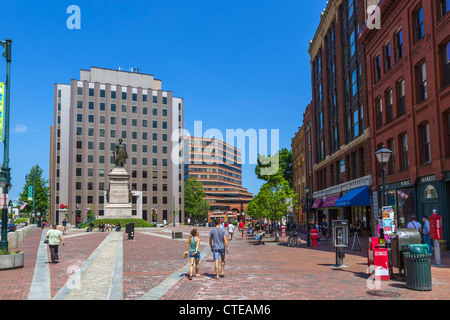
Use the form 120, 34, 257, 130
305, 186, 310, 247
375, 146, 393, 207
0, 39, 12, 252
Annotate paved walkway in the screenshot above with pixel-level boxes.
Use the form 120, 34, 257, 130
0, 226, 449, 301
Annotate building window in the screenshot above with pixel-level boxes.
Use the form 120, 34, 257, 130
386, 89, 393, 123
420, 123, 431, 164
388, 138, 396, 173
397, 79, 406, 116
417, 61, 427, 102
352, 109, 359, 138
444, 41, 450, 87
395, 29, 403, 61
376, 97, 383, 128
351, 68, 357, 97
374, 54, 381, 82
89, 88, 94, 97
384, 42, 391, 72
440, 0, 449, 18
415, 7, 424, 43
400, 133, 409, 170
111, 91, 116, 99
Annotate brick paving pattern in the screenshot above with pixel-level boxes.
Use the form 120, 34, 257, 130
0, 225, 449, 301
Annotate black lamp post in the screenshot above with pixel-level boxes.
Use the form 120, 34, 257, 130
375, 146, 393, 207
305, 186, 310, 247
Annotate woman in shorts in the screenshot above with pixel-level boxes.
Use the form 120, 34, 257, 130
185, 229, 201, 280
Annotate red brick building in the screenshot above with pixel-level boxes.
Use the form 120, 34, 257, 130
307, 0, 373, 233
359, 0, 450, 241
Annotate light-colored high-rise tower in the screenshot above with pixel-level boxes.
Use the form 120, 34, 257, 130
49, 67, 184, 225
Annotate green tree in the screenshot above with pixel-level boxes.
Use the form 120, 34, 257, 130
18, 165, 49, 215
184, 177, 209, 223
247, 173, 297, 224
255, 148, 293, 188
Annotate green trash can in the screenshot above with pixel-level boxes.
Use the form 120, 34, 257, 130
403, 252, 432, 291
408, 244, 429, 254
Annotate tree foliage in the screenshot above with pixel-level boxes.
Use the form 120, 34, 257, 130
247, 173, 297, 223
255, 148, 293, 188
184, 177, 209, 222
18, 165, 49, 214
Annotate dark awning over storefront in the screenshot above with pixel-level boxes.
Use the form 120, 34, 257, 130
323, 194, 341, 207
312, 198, 323, 209
335, 187, 370, 207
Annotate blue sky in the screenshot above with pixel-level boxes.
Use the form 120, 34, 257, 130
0, 0, 328, 203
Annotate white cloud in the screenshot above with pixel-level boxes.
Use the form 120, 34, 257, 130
13, 124, 28, 133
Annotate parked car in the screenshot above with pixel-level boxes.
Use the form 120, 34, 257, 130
0, 222, 17, 232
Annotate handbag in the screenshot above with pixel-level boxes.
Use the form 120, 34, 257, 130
44, 238, 49, 244
182, 252, 188, 258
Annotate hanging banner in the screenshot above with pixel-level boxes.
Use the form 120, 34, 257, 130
0, 82, 4, 142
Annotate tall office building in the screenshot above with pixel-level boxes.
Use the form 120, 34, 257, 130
307, 0, 373, 232
184, 136, 253, 223
49, 67, 184, 225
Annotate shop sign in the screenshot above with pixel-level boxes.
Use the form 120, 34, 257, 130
419, 175, 436, 184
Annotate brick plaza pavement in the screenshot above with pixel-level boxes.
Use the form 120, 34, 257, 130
0, 225, 449, 301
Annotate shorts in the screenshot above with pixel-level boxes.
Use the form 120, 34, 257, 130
213, 248, 226, 260
189, 251, 200, 259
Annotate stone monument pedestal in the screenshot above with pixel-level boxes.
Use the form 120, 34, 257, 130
103, 167, 132, 219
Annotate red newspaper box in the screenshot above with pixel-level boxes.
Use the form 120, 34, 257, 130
281, 225, 286, 237
430, 212, 443, 240
310, 229, 319, 247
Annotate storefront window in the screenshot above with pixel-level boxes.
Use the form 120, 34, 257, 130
423, 185, 438, 199
397, 188, 415, 228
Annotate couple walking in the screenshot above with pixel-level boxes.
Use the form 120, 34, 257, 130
184, 219, 230, 280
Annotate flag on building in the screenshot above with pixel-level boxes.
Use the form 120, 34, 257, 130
20, 201, 27, 210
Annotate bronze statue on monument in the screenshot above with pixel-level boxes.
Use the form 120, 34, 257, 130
113, 138, 128, 168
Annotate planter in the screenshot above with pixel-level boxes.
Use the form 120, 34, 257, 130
0, 252, 24, 270
14, 252, 24, 268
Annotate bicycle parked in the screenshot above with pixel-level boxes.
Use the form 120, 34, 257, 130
287, 230, 302, 248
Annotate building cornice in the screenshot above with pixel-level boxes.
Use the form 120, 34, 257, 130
309, 0, 344, 60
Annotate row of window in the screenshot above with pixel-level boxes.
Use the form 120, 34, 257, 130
374, 4, 449, 90
315, 146, 366, 192
74, 194, 179, 206
76, 113, 170, 127
376, 78, 406, 128
77, 86, 169, 105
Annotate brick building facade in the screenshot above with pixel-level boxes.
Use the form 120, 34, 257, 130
360, 0, 450, 242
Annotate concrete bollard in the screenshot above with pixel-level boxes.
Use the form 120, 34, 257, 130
16, 229, 24, 243
7, 232, 18, 250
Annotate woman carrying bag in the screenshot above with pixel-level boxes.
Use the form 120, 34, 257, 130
184, 229, 201, 280
45, 224, 65, 264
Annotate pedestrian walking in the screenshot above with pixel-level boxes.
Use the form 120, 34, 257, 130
185, 229, 201, 280
45, 224, 65, 264
62, 219, 67, 234
239, 220, 245, 239
407, 216, 422, 233
209, 218, 229, 279
227, 223, 235, 240
422, 216, 433, 254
